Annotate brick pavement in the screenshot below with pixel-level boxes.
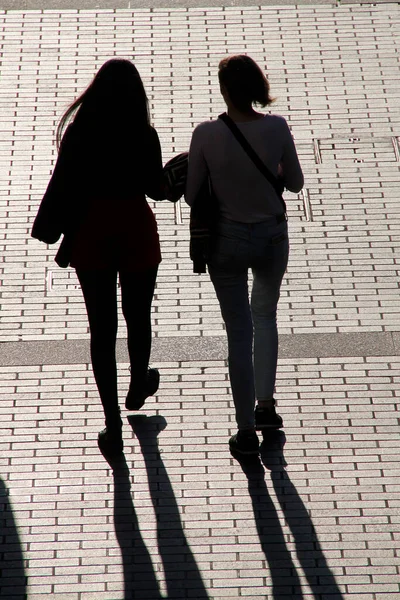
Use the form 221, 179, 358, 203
1, 358, 400, 599
0, 4, 399, 341
0, 3, 400, 599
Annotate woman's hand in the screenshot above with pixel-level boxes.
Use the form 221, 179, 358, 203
163, 181, 182, 202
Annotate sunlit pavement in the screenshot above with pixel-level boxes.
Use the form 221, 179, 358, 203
0, 2, 400, 598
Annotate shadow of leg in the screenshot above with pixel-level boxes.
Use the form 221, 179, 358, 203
261, 431, 345, 599
128, 415, 209, 599
234, 452, 304, 598
109, 454, 161, 599
0, 478, 27, 600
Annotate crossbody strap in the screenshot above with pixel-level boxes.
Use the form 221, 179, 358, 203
218, 112, 287, 215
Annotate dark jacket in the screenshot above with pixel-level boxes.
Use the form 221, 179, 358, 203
31, 122, 166, 267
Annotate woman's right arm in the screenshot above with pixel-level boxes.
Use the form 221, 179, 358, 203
185, 124, 208, 207
31, 125, 75, 243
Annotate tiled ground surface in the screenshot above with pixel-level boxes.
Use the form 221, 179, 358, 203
0, 4, 399, 341
1, 358, 400, 599
1, 3, 400, 600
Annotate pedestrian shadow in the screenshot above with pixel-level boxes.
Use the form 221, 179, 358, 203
108, 415, 209, 600
0, 478, 27, 600
234, 432, 345, 599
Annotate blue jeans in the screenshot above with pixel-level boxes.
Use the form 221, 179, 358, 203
208, 217, 289, 430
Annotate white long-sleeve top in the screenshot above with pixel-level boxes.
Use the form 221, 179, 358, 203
185, 114, 304, 223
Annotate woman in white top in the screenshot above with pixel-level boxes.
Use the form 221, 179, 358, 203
185, 55, 304, 455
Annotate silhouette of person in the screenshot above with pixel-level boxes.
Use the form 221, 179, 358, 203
185, 55, 304, 456
32, 58, 171, 459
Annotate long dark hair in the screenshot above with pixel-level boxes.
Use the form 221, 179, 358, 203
56, 58, 150, 150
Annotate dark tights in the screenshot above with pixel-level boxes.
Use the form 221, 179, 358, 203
76, 267, 158, 430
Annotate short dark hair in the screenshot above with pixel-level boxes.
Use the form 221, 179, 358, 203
218, 55, 274, 112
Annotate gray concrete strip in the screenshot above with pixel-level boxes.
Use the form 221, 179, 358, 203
0, 0, 336, 10
392, 332, 400, 355
0, 331, 397, 366
279, 331, 398, 359
341, 0, 399, 3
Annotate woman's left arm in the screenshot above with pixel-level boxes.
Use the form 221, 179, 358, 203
279, 121, 304, 194
143, 128, 167, 201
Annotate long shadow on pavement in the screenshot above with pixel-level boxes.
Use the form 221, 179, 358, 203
0, 478, 27, 600
109, 415, 209, 600
235, 431, 345, 599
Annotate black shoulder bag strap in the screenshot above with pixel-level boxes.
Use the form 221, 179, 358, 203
218, 112, 287, 215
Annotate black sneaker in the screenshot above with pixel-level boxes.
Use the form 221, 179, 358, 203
125, 368, 160, 411
229, 430, 260, 456
98, 427, 123, 459
255, 403, 283, 430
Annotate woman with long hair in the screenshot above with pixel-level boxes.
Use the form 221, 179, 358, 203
185, 55, 304, 455
32, 58, 168, 458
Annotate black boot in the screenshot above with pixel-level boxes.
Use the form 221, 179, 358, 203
125, 368, 160, 411
98, 411, 123, 459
